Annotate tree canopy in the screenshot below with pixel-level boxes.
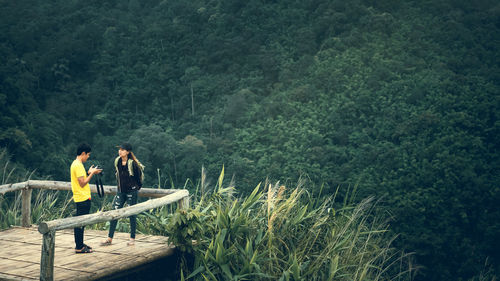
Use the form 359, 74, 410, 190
1, 0, 499, 279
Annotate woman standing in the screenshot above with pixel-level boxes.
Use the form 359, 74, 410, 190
101, 143, 144, 246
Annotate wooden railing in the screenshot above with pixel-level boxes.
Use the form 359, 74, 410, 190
0, 180, 190, 281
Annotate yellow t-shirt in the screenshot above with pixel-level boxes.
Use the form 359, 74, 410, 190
70, 159, 91, 202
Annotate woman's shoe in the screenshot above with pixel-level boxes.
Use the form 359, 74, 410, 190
100, 239, 112, 246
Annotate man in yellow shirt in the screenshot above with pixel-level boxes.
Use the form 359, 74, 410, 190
71, 143, 102, 254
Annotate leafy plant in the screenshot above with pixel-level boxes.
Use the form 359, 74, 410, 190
166, 170, 414, 281
167, 207, 205, 254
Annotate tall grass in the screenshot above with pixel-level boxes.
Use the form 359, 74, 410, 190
0, 149, 75, 229
1, 156, 416, 280
0, 149, 37, 185
161, 169, 416, 281
0, 188, 75, 229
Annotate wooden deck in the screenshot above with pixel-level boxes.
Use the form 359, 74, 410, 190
0, 227, 175, 281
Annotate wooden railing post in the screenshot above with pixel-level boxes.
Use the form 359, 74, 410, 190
21, 188, 32, 227
40, 230, 56, 281
178, 195, 189, 210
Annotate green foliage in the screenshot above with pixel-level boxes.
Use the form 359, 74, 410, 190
0, 189, 72, 231
0, 149, 30, 185
0, 0, 498, 280
166, 172, 414, 280
166, 207, 205, 254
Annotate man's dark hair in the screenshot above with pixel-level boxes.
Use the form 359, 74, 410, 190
76, 143, 92, 156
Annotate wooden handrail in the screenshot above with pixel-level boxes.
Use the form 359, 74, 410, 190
1, 180, 184, 198
38, 189, 189, 234
0, 181, 29, 195
1, 180, 187, 229
0, 180, 190, 281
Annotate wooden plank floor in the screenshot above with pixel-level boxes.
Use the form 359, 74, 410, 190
0, 227, 175, 281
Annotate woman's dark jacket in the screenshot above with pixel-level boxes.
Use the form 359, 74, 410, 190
114, 158, 142, 192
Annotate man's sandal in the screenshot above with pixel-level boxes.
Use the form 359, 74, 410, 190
127, 240, 135, 246
75, 245, 93, 254
83, 243, 92, 250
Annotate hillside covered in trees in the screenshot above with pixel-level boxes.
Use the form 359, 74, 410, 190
1, 0, 499, 280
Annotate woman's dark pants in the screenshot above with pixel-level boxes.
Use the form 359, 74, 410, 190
108, 190, 138, 239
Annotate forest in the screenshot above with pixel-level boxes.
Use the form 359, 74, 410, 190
0, 0, 499, 280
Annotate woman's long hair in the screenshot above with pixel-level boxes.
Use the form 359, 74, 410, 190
129, 151, 144, 168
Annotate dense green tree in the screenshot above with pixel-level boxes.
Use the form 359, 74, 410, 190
0, 0, 498, 280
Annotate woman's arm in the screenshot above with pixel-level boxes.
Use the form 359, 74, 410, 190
132, 162, 143, 188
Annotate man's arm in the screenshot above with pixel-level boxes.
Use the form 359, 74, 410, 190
77, 165, 102, 187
